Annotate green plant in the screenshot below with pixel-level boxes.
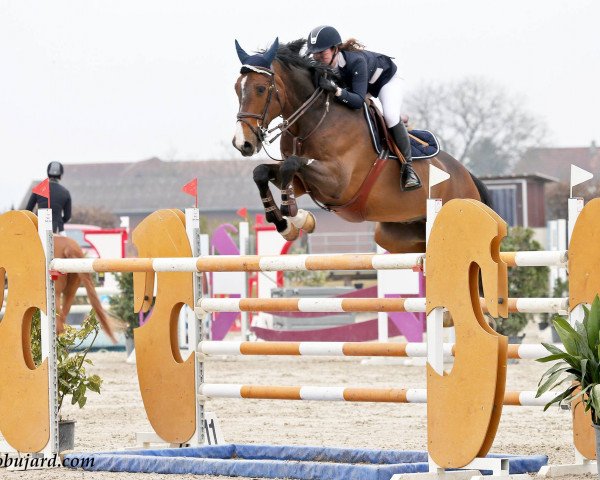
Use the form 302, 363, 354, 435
31, 310, 103, 415
108, 272, 138, 339
536, 295, 600, 424
498, 226, 549, 336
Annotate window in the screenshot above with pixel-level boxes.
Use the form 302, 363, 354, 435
488, 186, 517, 226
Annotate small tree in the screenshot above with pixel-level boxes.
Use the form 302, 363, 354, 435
497, 227, 549, 336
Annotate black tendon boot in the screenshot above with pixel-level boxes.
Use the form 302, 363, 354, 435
389, 122, 422, 190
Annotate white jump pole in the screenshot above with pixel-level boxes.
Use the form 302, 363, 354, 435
376, 244, 389, 342
238, 221, 250, 341
568, 165, 593, 325
568, 164, 593, 241
184, 209, 201, 352
548, 218, 567, 294
38, 209, 60, 458
426, 165, 450, 375
184, 208, 205, 445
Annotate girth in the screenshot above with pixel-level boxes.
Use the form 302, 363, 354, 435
317, 149, 390, 223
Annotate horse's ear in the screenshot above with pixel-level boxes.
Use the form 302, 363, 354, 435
264, 37, 279, 65
235, 39, 250, 64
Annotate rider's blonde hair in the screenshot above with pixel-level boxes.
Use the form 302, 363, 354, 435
338, 38, 365, 52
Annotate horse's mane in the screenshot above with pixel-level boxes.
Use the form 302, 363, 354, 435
263, 39, 340, 82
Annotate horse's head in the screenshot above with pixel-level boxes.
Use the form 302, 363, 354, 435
232, 38, 283, 156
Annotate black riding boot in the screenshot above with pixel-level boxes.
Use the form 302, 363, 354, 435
389, 122, 422, 191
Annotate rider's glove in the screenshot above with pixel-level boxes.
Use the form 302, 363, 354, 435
318, 76, 339, 94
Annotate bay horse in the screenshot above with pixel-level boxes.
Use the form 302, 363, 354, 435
53, 236, 119, 343
232, 38, 490, 253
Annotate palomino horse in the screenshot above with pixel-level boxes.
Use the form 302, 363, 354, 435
53, 236, 118, 343
232, 39, 490, 253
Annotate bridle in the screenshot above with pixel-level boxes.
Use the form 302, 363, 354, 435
236, 64, 330, 160
236, 65, 283, 144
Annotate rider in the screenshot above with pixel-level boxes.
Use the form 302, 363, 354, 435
306, 25, 421, 191
26, 161, 72, 234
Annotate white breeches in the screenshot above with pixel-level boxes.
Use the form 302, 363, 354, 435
377, 71, 405, 128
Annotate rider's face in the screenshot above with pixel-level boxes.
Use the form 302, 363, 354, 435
313, 48, 336, 66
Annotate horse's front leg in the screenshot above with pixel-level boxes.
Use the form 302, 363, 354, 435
279, 156, 316, 234
253, 163, 299, 240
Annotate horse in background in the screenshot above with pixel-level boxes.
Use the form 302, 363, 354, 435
53, 236, 119, 343
232, 38, 490, 253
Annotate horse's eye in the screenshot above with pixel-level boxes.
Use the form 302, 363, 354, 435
256, 85, 266, 95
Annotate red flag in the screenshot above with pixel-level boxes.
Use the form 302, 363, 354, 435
255, 214, 265, 225
236, 207, 248, 220
182, 178, 198, 208
33, 178, 51, 208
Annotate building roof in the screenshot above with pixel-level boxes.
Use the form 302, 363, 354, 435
514, 144, 600, 183
479, 172, 559, 183
19, 157, 315, 215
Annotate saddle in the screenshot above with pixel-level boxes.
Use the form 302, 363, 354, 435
364, 97, 440, 160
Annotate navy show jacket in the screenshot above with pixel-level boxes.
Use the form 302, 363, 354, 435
336, 49, 397, 109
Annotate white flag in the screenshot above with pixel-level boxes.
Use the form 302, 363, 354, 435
571, 164, 593, 190
429, 164, 451, 198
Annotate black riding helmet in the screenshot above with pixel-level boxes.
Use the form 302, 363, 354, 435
306, 26, 342, 54
47, 161, 64, 179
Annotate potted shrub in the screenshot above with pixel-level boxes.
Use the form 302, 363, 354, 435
109, 272, 138, 355
536, 295, 600, 471
32, 310, 103, 452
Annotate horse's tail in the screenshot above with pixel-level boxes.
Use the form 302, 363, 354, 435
469, 172, 493, 210
79, 272, 120, 344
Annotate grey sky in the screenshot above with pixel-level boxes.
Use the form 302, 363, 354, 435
1, 0, 598, 210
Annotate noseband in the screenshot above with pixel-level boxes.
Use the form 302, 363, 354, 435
236, 64, 330, 158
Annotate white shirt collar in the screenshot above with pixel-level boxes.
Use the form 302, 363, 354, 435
337, 51, 346, 68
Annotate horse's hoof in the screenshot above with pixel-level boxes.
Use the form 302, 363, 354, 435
281, 220, 299, 241
301, 212, 316, 233
290, 209, 316, 233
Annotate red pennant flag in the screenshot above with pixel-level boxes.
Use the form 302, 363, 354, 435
255, 214, 265, 225
182, 178, 198, 208
33, 178, 51, 208
236, 207, 248, 220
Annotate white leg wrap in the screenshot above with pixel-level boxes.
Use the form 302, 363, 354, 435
280, 219, 293, 236
290, 209, 309, 229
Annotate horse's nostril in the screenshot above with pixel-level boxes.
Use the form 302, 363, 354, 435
242, 141, 254, 155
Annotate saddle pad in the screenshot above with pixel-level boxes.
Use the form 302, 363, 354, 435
363, 104, 441, 160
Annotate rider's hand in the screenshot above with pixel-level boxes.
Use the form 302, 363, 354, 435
318, 76, 339, 93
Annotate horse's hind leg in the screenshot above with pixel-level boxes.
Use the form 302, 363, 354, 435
374, 221, 427, 254
279, 156, 316, 234
60, 273, 81, 324
54, 276, 67, 334
253, 164, 299, 240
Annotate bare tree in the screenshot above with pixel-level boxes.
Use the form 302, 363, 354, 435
70, 207, 119, 228
546, 180, 600, 221
405, 77, 547, 175
545, 182, 570, 220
